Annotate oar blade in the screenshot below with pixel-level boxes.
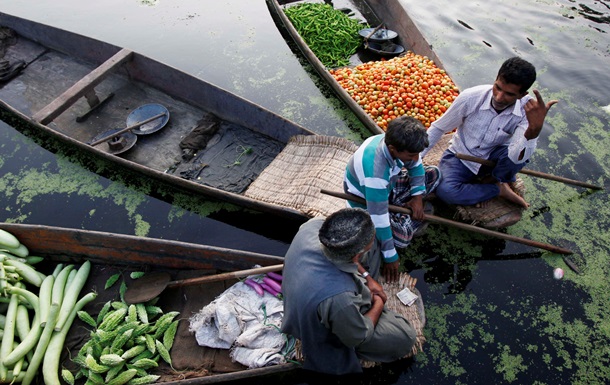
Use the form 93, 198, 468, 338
124, 271, 171, 304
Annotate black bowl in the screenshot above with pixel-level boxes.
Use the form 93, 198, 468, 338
365, 42, 405, 56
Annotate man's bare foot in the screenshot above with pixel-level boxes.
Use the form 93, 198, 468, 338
498, 182, 529, 208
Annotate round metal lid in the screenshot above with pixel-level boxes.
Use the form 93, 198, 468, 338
126, 103, 170, 135
359, 28, 398, 42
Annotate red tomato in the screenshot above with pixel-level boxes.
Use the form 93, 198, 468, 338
331, 52, 459, 130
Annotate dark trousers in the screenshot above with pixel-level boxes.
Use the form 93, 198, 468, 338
435, 146, 526, 206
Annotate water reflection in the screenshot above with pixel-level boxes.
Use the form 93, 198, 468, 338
572, 0, 610, 26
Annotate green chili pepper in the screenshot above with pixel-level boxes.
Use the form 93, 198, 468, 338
285, 3, 368, 68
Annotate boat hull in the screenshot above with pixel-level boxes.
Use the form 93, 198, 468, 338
0, 12, 315, 222
0, 222, 299, 384
266, 0, 454, 134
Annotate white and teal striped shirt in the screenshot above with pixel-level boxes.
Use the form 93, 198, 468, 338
344, 134, 425, 263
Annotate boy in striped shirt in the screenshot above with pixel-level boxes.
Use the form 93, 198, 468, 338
344, 116, 440, 282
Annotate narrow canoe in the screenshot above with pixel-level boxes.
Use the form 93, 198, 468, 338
0, 223, 426, 382
0, 11, 326, 222
267, 0, 527, 228
0, 222, 300, 384
266, 0, 454, 135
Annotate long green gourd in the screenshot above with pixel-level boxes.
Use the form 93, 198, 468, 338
39, 274, 54, 327
54, 260, 91, 332
0, 293, 19, 381
3, 286, 43, 366
0, 229, 20, 249
21, 303, 60, 385
43, 292, 97, 385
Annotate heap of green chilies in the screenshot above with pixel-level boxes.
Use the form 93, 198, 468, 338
284, 3, 368, 68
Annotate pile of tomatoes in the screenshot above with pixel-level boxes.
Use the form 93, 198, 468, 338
330, 51, 460, 130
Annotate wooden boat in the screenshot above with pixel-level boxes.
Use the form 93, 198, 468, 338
266, 0, 454, 135
0, 223, 427, 382
267, 0, 526, 228
0, 11, 357, 223
0, 222, 299, 384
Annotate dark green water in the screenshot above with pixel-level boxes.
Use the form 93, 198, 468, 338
1, 0, 609, 384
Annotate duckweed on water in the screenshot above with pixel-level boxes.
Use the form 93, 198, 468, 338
494, 344, 528, 383
0, 121, 237, 237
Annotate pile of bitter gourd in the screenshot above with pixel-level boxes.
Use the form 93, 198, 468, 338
70, 273, 180, 385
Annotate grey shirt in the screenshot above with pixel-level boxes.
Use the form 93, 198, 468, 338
316, 241, 415, 362
317, 263, 375, 348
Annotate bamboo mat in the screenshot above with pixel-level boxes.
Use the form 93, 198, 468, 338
360, 272, 426, 368
244, 135, 357, 218
423, 133, 525, 228
245, 132, 524, 227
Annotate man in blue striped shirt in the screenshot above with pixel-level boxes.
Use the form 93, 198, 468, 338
421, 57, 558, 209
344, 116, 440, 282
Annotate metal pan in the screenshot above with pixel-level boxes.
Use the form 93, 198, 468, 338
126, 103, 170, 135
359, 27, 398, 42
90, 128, 137, 155
365, 42, 405, 57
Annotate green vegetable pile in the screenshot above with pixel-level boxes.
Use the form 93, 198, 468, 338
284, 3, 368, 68
0, 228, 96, 385
70, 275, 180, 385
0, 228, 180, 385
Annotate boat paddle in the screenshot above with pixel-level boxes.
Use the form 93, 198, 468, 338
88, 112, 166, 146
320, 189, 573, 255
455, 153, 603, 190
124, 264, 284, 304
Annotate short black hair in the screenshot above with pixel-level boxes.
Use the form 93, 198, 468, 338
497, 57, 537, 94
384, 116, 429, 153
319, 208, 375, 262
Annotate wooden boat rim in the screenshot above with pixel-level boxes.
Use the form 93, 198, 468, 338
0, 222, 286, 264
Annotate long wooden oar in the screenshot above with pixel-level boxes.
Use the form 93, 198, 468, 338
320, 189, 573, 255
88, 112, 166, 146
124, 264, 284, 304
456, 153, 603, 190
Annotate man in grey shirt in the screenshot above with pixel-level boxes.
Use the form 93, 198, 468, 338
281, 208, 416, 375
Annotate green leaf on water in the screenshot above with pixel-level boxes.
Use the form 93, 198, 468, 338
119, 280, 128, 302
104, 273, 121, 290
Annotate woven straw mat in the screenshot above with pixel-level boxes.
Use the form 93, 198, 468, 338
294, 272, 426, 368
244, 135, 357, 218
423, 133, 526, 228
